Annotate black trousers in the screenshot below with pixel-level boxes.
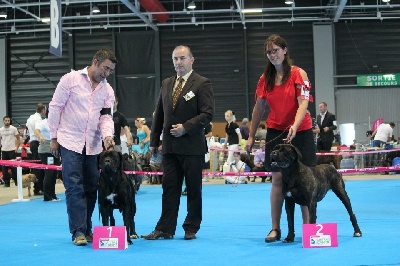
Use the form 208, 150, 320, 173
30, 141, 45, 193
317, 140, 333, 152
1, 150, 17, 185
39, 153, 60, 201
155, 153, 203, 235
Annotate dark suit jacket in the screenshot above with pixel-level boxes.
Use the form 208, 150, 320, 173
317, 111, 337, 143
150, 71, 214, 155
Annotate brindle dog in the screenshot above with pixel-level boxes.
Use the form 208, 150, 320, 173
270, 144, 362, 243
98, 150, 138, 244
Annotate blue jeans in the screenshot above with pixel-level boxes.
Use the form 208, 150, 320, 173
60, 146, 99, 240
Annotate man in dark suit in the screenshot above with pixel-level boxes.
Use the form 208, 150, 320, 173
317, 102, 337, 151
141, 45, 214, 240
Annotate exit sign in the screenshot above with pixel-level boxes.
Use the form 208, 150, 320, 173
357, 74, 399, 87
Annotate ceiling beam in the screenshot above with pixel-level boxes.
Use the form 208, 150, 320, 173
333, 0, 347, 22
119, 0, 158, 31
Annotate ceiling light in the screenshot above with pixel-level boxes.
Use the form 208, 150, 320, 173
285, 0, 294, 4
0, 12, 7, 19
92, 5, 100, 14
382, 0, 390, 2
241, 8, 263, 14
41, 17, 51, 23
187, 1, 196, 10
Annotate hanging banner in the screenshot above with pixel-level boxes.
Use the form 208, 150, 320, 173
357, 74, 399, 87
49, 0, 62, 58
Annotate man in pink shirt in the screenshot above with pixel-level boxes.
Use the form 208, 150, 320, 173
48, 48, 116, 246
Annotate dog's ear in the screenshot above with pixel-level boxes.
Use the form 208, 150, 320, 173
289, 145, 302, 161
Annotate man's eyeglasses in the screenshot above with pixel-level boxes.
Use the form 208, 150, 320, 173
265, 48, 281, 56
102, 65, 114, 75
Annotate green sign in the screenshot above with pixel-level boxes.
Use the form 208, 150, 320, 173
357, 73, 400, 87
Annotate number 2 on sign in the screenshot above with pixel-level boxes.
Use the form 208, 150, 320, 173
107, 227, 112, 237
316, 224, 323, 236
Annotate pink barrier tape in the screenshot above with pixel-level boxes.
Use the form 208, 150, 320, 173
2, 160, 400, 177
0, 160, 62, 171
210, 146, 400, 156
209, 147, 264, 155
316, 147, 400, 156
124, 170, 272, 176
337, 165, 400, 174
21, 160, 42, 163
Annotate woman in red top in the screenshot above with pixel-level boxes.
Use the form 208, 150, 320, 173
246, 34, 317, 243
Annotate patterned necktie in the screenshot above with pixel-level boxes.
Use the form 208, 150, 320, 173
172, 77, 184, 108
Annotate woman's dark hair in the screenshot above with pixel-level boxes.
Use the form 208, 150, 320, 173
263, 34, 293, 92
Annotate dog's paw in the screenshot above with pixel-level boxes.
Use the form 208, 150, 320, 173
282, 233, 295, 243
353, 231, 362, 237
130, 233, 139, 239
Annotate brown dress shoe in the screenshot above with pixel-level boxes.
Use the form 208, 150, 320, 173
184, 231, 196, 240
141, 230, 173, 240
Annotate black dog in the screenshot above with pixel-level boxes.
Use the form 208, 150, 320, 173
98, 150, 138, 245
270, 144, 362, 243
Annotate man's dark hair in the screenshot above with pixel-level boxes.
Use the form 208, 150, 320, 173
93, 48, 118, 64
36, 103, 46, 113
389, 122, 395, 128
3, 115, 10, 121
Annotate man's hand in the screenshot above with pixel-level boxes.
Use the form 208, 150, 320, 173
245, 137, 254, 153
170, 124, 186, 137
50, 138, 60, 158
104, 136, 115, 150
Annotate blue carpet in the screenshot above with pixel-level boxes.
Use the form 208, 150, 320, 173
1, 180, 399, 266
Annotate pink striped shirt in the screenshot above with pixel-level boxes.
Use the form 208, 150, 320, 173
48, 67, 115, 155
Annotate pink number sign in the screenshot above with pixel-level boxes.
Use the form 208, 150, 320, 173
92, 226, 128, 250
302, 223, 338, 248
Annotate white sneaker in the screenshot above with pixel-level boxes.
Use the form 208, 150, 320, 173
202, 178, 209, 182
52, 198, 61, 202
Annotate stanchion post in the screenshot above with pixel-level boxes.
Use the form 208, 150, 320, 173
12, 166, 30, 202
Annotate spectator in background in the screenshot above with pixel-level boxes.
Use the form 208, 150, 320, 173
255, 124, 268, 140
0, 116, 21, 187
307, 110, 319, 146
35, 109, 61, 201
113, 96, 133, 153
251, 139, 270, 183
26, 103, 46, 195
131, 118, 150, 154
239, 118, 250, 140
334, 130, 341, 145
224, 110, 242, 164
317, 102, 337, 152
120, 127, 132, 155
225, 152, 247, 184
371, 122, 395, 147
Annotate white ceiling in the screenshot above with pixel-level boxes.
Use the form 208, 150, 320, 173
0, 0, 399, 35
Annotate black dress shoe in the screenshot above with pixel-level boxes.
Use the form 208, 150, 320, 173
265, 229, 281, 243
141, 230, 173, 240
184, 231, 196, 240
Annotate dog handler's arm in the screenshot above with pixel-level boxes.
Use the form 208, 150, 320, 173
285, 69, 310, 143
246, 97, 266, 153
